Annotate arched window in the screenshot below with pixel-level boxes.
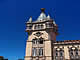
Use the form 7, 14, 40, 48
69, 47, 79, 56
55, 49, 58, 57
69, 47, 79, 60
55, 48, 64, 60
32, 48, 37, 56
32, 38, 37, 44
38, 38, 43, 44
55, 48, 64, 56
75, 48, 78, 56
59, 49, 64, 57
69, 48, 74, 56
39, 48, 43, 56
32, 38, 44, 44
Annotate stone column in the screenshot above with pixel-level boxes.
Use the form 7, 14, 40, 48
64, 46, 70, 60
44, 40, 52, 60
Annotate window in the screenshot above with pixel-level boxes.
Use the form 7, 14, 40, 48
46, 22, 53, 28
56, 52, 58, 56
55, 49, 64, 57
34, 25, 37, 29
75, 51, 78, 55
32, 48, 43, 57
38, 38, 43, 44
34, 24, 44, 30
39, 48, 43, 56
69, 47, 79, 59
75, 48, 78, 56
34, 25, 38, 29
27, 24, 32, 29
38, 25, 40, 29
55, 48, 64, 60
32, 38, 44, 44
69, 47, 79, 56
41, 24, 43, 28
29, 26, 32, 29
32, 48, 37, 56
27, 26, 32, 29
46, 23, 50, 27
60, 52, 63, 56
70, 51, 73, 55
32, 39, 37, 44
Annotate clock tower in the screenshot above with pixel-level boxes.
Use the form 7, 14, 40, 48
25, 8, 58, 60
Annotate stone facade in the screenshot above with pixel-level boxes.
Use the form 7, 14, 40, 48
53, 40, 80, 60
25, 8, 80, 60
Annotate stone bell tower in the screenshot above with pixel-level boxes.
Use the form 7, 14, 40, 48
25, 8, 58, 60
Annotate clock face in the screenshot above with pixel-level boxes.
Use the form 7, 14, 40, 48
34, 32, 43, 37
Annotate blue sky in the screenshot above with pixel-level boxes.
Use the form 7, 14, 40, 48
0, 0, 80, 60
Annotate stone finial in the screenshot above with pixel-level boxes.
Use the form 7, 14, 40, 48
47, 14, 50, 19
53, 20, 57, 26
28, 16, 32, 22
53, 20, 56, 24
41, 8, 45, 12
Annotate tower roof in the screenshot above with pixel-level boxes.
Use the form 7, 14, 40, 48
27, 8, 56, 24
37, 8, 46, 21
